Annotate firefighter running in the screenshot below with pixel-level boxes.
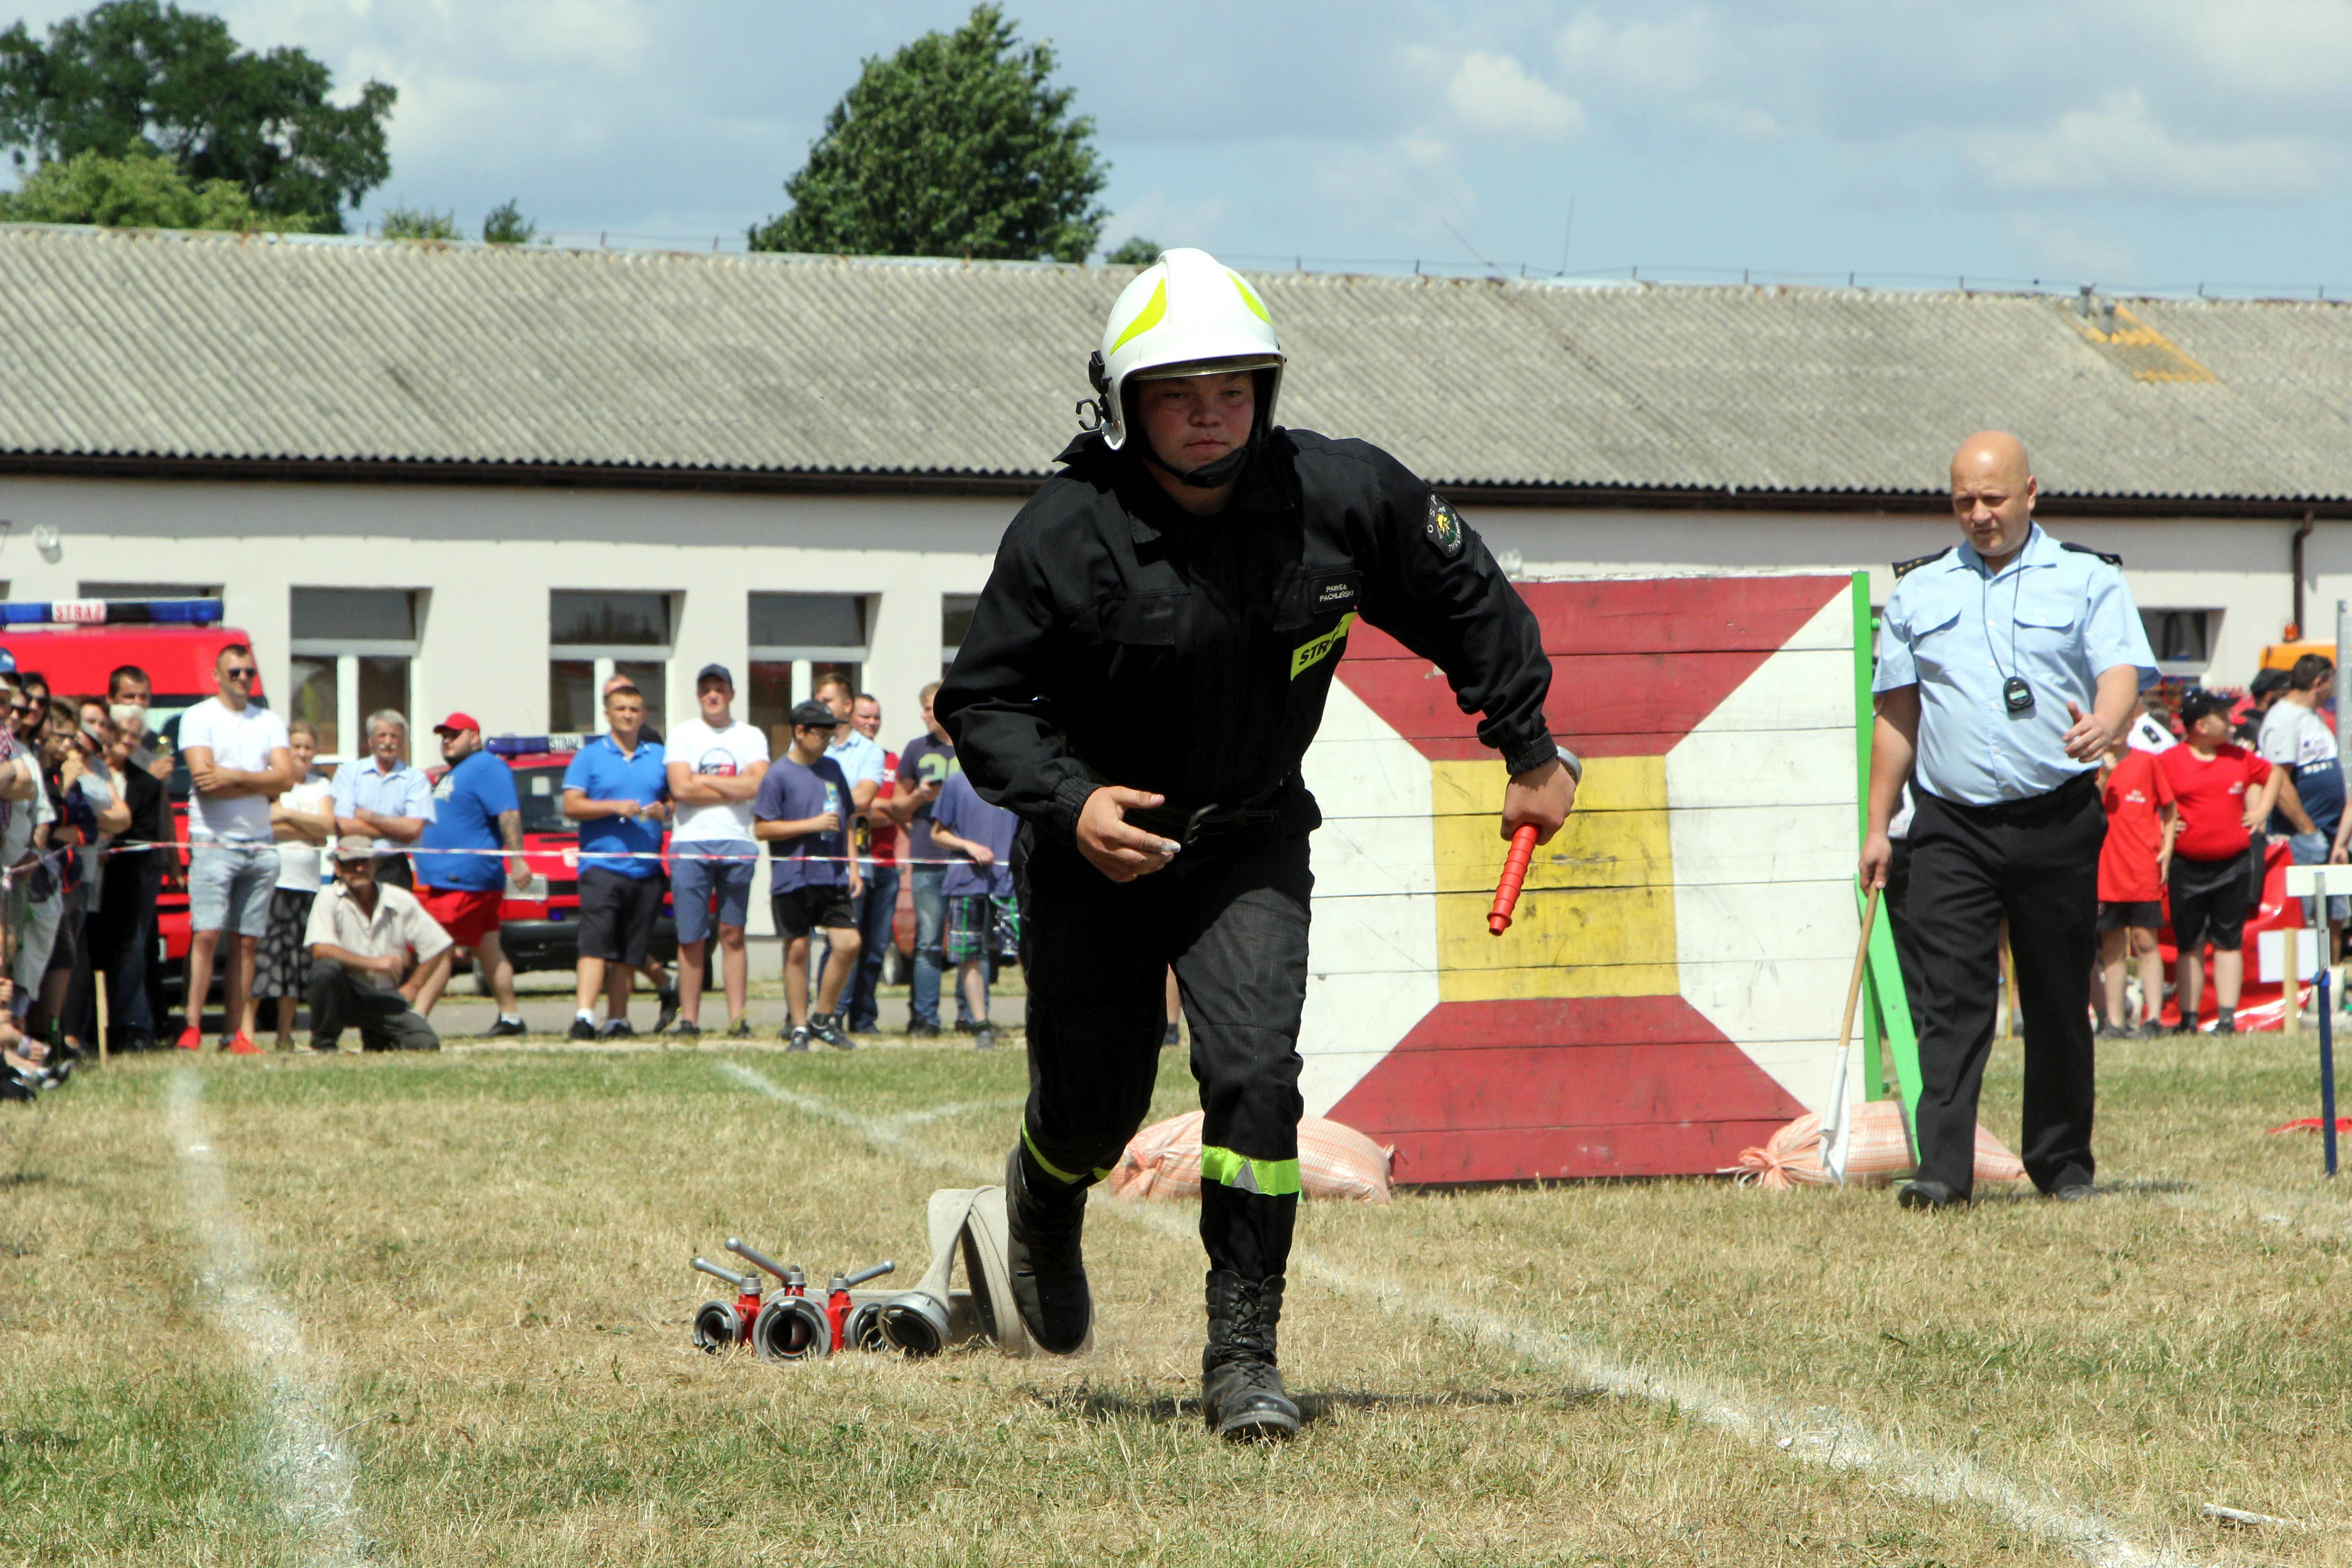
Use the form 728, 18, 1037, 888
936, 248, 1577, 1440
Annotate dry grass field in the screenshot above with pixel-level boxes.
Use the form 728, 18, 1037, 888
0, 1026, 2346, 1567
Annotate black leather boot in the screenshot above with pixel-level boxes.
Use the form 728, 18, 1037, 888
1201, 1270, 1299, 1441
1003, 1143, 1093, 1354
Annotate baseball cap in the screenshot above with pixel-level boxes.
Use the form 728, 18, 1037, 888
789, 697, 843, 729
2178, 689, 2233, 727
432, 711, 482, 736
696, 662, 734, 687
330, 833, 377, 862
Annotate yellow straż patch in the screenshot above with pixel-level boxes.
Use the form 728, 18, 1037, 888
1290, 612, 1357, 679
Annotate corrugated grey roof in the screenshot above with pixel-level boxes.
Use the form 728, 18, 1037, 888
1, 222, 2348, 501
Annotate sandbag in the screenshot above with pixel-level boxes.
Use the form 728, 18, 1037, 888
1107, 1110, 1393, 1203
1728, 1099, 2026, 1189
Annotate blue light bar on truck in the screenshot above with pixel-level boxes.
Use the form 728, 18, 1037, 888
487, 734, 587, 757
0, 598, 225, 626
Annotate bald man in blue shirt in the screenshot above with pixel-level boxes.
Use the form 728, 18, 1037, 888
1861, 431, 2159, 1210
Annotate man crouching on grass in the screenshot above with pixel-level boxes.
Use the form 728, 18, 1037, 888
303, 834, 452, 1052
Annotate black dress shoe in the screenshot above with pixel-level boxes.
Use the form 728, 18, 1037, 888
2052, 1182, 2098, 1201
1896, 1179, 1964, 1210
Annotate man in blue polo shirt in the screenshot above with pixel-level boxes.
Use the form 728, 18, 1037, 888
410, 712, 534, 1037
560, 684, 675, 1039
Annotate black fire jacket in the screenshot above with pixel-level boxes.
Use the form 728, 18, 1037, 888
936, 428, 1555, 842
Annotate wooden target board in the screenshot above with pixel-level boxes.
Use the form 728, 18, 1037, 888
1296, 574, 1863, 1185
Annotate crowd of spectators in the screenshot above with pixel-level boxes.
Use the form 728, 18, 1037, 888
2090, 652, 2349, 1036
0, 637, 1055, 1095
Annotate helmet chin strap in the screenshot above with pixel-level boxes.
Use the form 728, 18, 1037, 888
1147, 441, 1254, 490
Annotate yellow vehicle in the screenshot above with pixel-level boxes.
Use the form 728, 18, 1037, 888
2260, 638, 2337, 673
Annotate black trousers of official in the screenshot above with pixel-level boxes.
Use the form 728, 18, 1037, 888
1018, 827, 1311, 1281
1905, 775, 2103, 1197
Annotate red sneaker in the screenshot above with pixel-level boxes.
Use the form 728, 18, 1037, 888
223, 1034, 264, 1056
175, 1027, 203, 1052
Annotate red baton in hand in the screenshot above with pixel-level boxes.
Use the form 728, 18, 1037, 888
1488, 824, 1539, 936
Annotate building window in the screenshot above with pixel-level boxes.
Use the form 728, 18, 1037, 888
289, 588, 421, 761
748, 592, 869, 755
2141, 608, 2217, 673
550, 592, 674, 736
942, 594, 980, 675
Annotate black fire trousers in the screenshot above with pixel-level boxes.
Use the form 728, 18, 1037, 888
1905, 774, 2104, 1197
1018, 826, 1311, 1281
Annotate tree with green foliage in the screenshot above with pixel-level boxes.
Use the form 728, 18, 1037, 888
749, 5, 1106, 262
378, 205, 456, 241
1104, 236, 1160, 266
0, 0, 394, 233
0, 144, 300, 229
481, 199, 535, 245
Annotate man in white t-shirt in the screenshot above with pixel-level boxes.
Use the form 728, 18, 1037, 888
2259, 654, 2349, 957
175, 642, 293, 1054
662, 664, 769, 1037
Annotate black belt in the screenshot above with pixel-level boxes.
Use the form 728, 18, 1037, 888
1924, 769, 2097, 822
1124, 800, 1280, 845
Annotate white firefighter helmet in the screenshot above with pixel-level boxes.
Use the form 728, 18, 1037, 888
1089, 246, 1284, 453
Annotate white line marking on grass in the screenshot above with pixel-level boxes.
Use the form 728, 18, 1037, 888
720, 1063, 2187, 1568
168, 1068, 363, 1567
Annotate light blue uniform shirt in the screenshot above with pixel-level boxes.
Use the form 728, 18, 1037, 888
1875, 524, 2157, 806
329, 756, 437, 853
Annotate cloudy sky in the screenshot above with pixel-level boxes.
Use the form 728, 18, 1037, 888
13, 0, 2352, 291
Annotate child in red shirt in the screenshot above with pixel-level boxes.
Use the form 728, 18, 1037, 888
2156, 690, 2280, 1033
2098, 720, 2176, 1036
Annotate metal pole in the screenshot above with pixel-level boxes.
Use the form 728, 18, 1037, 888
2336, 599, 2349, 761
2322, 970, 2339, 1178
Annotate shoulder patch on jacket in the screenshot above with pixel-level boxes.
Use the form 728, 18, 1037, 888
1892, 546, 1954, 579
1425, 494, 1464, 559
2060, 541, 2124, 567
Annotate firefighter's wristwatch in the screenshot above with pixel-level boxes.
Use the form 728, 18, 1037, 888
1553, 746, 1582, 784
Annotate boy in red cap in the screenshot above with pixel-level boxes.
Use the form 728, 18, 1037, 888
2157, 689, 2281, 1033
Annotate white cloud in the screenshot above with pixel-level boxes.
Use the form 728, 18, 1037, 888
1968, 88, 2327, 202
1101, 191, 1230, 254
1444, 51, 1586, 140
2170, 0, 2352, 99
2008, 211, 2142, 282
1311, 132, 1476, 247
1553, 9, 1720, 97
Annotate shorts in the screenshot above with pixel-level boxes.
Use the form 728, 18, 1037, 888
577, 867, 664, 966
772, 883, 856, 941
417, 884, 504, 948
2170, 853, 2251, 953
943, 892, 1019, 963
188, 843, 278, 936
668, 842, 756, 944
2288, 831, 2351, 926
2097, 899, 2163, 932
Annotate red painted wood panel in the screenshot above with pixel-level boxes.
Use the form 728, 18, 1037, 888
1338, 650, 1785, 749
1328, 997, 1809, 1184
1384, 995, 1758, 1049
1388, 1121, 1795, 1184
1345, 576, 1845, 660
1341, 1045, 1805, 1129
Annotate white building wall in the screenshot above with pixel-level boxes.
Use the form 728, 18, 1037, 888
1472, 505, 2325, 685
0, 475, 1007, 753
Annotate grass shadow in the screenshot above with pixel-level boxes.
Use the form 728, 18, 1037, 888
1037, 1383, 1602, 1427
1969, 1176, 2198, 1205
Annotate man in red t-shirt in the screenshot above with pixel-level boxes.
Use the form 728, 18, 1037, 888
2156, 689, 2281, 1033
2098, 720, 2176, 1037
